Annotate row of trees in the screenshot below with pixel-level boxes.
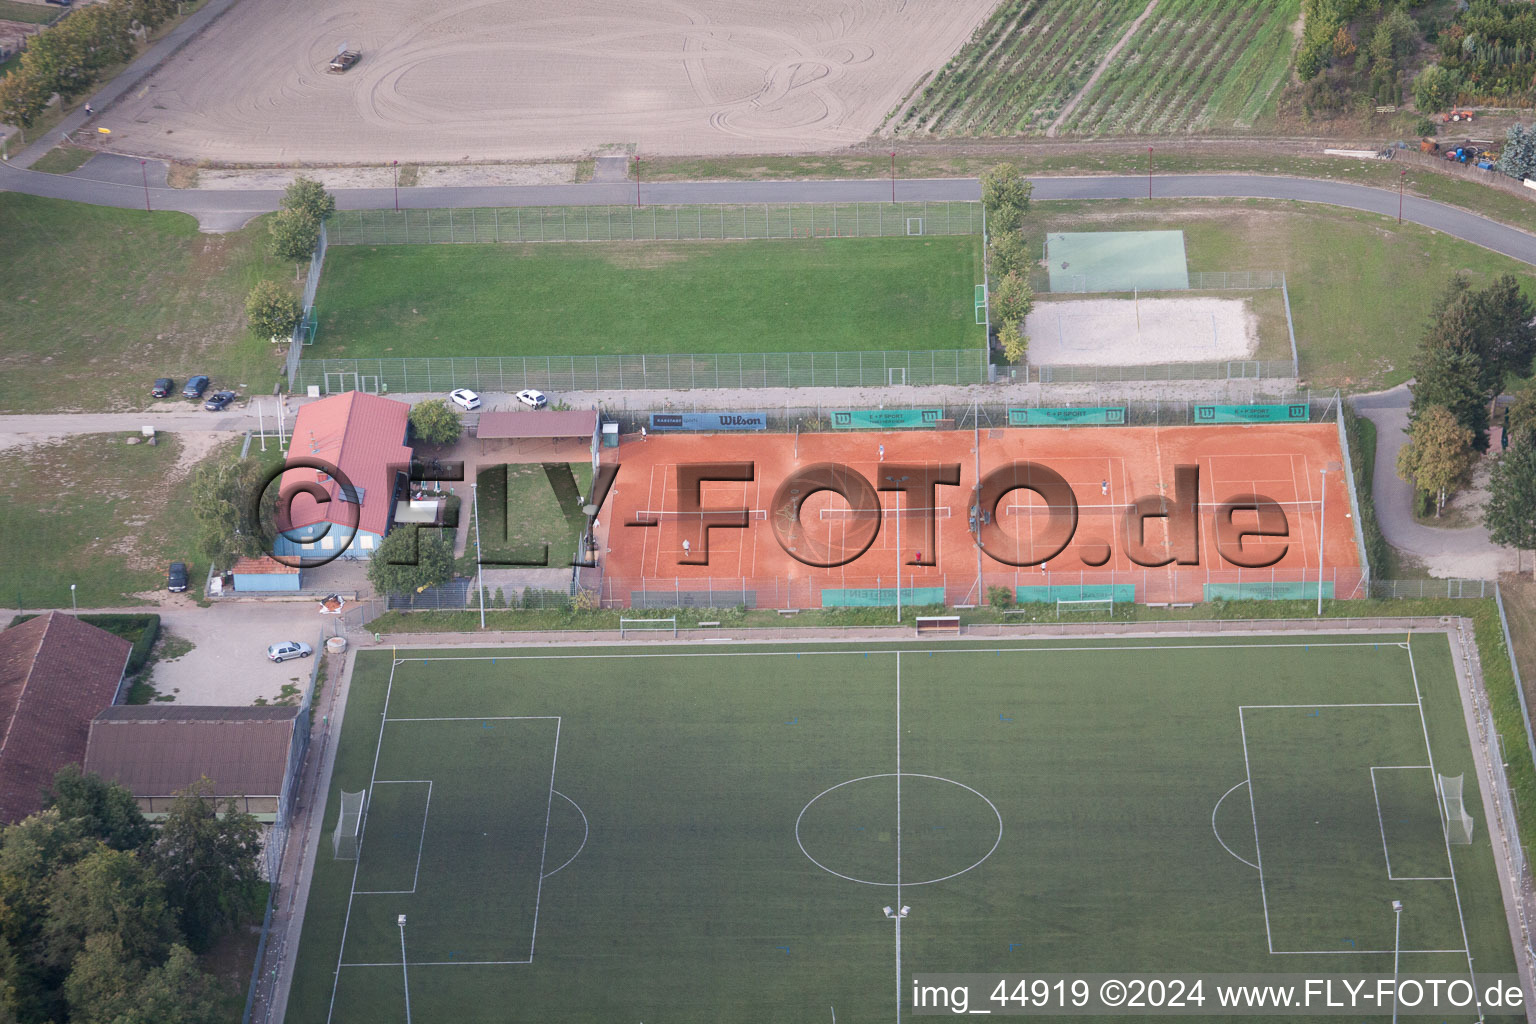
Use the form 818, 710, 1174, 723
1421, 0, 1536, 110
0, 0, 182, 134
245, 177, 338, 341
978, 163, 1034, 365
1397, 274, 1536, 518
0, 767, 263, 1023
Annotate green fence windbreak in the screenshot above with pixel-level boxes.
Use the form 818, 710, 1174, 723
1204, 582, 1334, 601
830, 408, 944, 429
820, 587, 947, 608
1194, 403, 1310, 424
1008, 406, 1126, 426
1014, 584, 1137, 604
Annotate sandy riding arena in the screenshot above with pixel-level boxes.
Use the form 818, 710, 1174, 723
97, 0, 997, 164
1024, 296, 1259, 366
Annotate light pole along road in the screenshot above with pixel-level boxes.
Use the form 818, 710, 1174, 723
2, 161, 1534, 267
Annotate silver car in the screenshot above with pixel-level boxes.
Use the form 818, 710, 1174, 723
266, 640, 313, 662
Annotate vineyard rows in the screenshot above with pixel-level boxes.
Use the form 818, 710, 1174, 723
893, 0, 1299, 138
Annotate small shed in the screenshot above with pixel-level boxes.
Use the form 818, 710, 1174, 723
476, 409, 599, 462
229, 555, 302, 592
84, 706, 307, 823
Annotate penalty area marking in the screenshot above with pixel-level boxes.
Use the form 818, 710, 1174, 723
1211, 780, 1258, 870
541, 791, 589, 880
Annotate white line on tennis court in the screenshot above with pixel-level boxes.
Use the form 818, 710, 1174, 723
327, 658, 402, 1024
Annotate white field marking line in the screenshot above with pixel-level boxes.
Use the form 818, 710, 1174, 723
1211, 780, 1259, 870
1369, 767, 1452, 882
352, 780, 433, 895
1240, 703, 1420, 709
1406, 642, 1480, 988
327, 658, 400, 1024
541, 791, 589, 879
384, 716, 560, 722
387, 640, 1410, 665
399, 922, 412, 1024
1237, 708, 1275, 954
895, 651, 902, 1024
1268, 948, 1471, 955
341, 959, 532, 967
527, 716, 562, 962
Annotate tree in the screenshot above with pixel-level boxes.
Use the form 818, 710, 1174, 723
1409, 342, 1488, 448
245, 280, 301, 341
1331, 25, 1356, 59
1396, 405, 1475, 516
1486, 436, 1536, 572
117, 944, 220, 1024
987, 231, 1030, 279
1468, 274, 1536, 383
992, 271, 1034, 327
0, 73, 49, 136
1413, 64, 1461, 113
268, 207, 320, 271
1496, 123, 1536, 181
979, 163, 1031, 232
280, 175, 336, 224
46, 767, 151, 853
997, 322, 1027, 364
409, 399, 463, 446
367, 527, 454, 598
149, 781, 262, 952
41, 847, 176, 971
190, 455, 275, 566
62, 932, 142, 1024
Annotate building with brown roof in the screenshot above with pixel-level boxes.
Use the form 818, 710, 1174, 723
0, 612, 132, 822
84, 706, 307, 822
276, 391, 413, 561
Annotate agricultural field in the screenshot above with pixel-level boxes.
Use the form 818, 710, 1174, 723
892, 0, 1300, 137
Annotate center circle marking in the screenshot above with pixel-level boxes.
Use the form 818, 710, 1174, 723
794, 772, 1003, 886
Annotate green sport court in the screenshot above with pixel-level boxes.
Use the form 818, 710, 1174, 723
1046, 230, 1190, 293
288, 633, 1521, 1023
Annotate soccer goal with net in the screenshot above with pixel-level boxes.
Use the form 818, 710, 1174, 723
620, 617, 678, 639
1056, 597, 1114, 619
1438, 773, 1475, 845
333, 790, 366, 860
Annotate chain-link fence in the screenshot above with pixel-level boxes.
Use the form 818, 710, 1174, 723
284, 222, 328, 389
1047, 270, 1285, 294
1369, 578, 1495, 599
325, 202, 983, 245
294, 348, 988, 395
1016, 359, 1297, 383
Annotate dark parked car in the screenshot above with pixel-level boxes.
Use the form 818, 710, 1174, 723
151, 378, 174, 398
182, 375, 209, 398
167, 562, 188, 593
204, 390, 237, 411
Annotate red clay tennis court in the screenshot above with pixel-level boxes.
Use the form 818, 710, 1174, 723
595, 424, 1361, 609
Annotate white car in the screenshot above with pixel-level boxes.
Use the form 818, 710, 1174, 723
449, 388, 481, 411
516, 388, 548, 409
266, 641, 313, 663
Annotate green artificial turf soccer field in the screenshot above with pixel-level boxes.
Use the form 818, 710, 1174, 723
288, 634, 1520, 1023
312, 236, 984, 360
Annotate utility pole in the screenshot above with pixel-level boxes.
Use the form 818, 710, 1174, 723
1398, 169, 1407, 224
890, 151, 896, 204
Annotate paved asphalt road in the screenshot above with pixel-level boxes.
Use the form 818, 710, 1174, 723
3, 158, 1535, 264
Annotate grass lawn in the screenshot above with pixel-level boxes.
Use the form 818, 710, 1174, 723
289, 633, 1519, 1023
27, 144, 93, 174
1027, 199, 1536, 388
474, 461, 592, 568
0, 433, 200, 608
0, 0, 57, 23
313, 237, 985, 359
0, 193, 291, 413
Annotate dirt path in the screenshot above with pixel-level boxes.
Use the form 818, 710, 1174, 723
1047, 0, 1159, 138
